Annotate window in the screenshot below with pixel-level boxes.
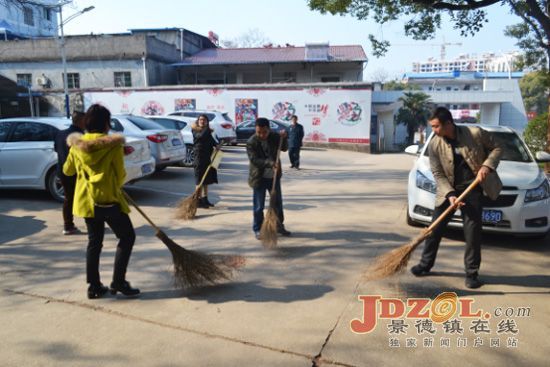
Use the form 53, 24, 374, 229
43, 8, 52, 21
63, 73, 80, 89
0, 121, 13, 142
110, 119, 124, 132
23, 6, 34, 26
127, 116, 164, 130
16, 74, 32, 87
114, 72, 132, 87
321, 76, 341, 82
10, 122, 56, 142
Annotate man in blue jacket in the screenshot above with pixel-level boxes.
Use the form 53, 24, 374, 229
288, 115, 304, 169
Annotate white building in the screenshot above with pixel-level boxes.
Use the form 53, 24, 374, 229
412, 51, 521, 73
0, 0, 58, 39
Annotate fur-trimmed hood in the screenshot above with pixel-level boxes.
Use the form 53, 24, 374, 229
66, 132, 125, 166
191, 123, 214, 132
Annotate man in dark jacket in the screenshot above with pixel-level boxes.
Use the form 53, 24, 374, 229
54, 111, 85, 235
247, 117, 289, 240
288, 115, 304, 169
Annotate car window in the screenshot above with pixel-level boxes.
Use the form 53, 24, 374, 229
269, 121, 278, 129
177, 121, 187, 129
9, 122, 56, 142
222, 113, 233, 122
110, 119, 124, 132
241, 121, 255, 128
151, 118, 177, 130
492, 132, 532, 162
0, 121, 12, 142
183, 112, 199, 118
127, 116, 164, 130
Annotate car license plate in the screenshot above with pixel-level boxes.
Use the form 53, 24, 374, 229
171, 138, 182, 146
141, 164, 153, 175
482, 209, 502, 223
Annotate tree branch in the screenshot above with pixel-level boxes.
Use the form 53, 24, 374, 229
414, 0, 501, 11
508, 0, 549, 51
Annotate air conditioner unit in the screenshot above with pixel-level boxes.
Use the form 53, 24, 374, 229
36, 76, 49, 87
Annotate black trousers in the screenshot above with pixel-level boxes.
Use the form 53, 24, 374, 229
60, 174, 76, 230
84, 205, 136, 286
288, 147, 301, 168
418, 187, 483, 277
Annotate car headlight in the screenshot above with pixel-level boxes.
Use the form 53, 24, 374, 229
416, 171, 437, 194
524, 179, 550, 203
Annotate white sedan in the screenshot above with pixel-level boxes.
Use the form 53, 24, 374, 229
405, 124, 550, 237
0, 117, 155, 202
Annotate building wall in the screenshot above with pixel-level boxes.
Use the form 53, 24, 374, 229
0, 0, 58, 38
178, 61, 364, 85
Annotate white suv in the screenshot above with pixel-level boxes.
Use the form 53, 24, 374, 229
405, 124, 550, 237
168, 110, 236, 145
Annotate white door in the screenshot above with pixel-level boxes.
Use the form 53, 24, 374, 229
0, 121, 57, 187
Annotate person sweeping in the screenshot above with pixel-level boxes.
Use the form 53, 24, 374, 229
246, 117, 290, 241
409, 107, 502, 289
192, 114, 220, 209
64, 104, 140, 299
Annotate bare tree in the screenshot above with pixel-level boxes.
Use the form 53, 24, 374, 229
370, 68, 389, 83
221, 28, 271, 48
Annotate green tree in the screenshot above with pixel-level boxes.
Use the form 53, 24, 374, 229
520, 71, 550, 114
383, 80, 422, 91
395, 92, 432, 146
524, 112, 548, 153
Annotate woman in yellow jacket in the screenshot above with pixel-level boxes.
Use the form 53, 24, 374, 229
64, 104, 139, 299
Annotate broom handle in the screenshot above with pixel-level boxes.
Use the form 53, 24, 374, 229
122, 190, 162, 233
270, 135, 284, 193
197, 148, 220, 189
423, 177, 481, 237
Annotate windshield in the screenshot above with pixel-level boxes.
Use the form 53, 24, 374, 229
422, 130, 532, 163
127, 116, 165, 130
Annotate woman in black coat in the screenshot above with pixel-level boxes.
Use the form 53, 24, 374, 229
192, 114, 220, 208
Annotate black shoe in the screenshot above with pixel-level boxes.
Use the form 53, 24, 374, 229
410, 264, 430, 277
110, 281, 140, 296
289, 165, 294, 169
197, 197, 209, 209
87, 283, 108, 299
254, 231, 261, 240
465, 275, 482, 289
205, 197, 215, 207
277, 227, 291, 236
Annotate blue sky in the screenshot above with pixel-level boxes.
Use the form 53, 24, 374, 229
64, 0, 521, 79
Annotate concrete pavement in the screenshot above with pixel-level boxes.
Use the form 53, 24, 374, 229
1, 147, 548, 366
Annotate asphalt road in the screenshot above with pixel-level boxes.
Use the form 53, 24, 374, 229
1, 146, 548, 367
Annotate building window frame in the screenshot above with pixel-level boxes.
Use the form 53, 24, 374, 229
16, 73, 32, 87
114, 72, 132, 87
23, 6, 34, 26
63, 73, 80, 89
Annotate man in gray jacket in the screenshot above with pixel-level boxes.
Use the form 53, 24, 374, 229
410, 107, 502, 288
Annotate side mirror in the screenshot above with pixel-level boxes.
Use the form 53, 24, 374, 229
404, 145, 420, 155
535, 151, 550, 162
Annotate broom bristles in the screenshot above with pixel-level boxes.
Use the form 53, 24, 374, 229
176, 189, 201, 220
364, 233, 426, 281
260, 207, 279, 249
155, 230, 245, 288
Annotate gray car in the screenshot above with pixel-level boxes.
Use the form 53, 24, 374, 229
110, 115, 186, 170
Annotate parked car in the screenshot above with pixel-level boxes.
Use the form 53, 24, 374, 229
0, 117, 155, 202
110, 115, 186, 171
236, 119, 290, 144
147, 116, 195, 167
405, 124, 550, 237
168, 110, 236, 145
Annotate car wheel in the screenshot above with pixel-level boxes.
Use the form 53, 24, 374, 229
182, 144, 195, 167
47, 169, 64, 203
155, 165, 167, 172
406, 205, 423, 227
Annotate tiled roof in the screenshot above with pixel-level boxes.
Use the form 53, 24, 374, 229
173, 45, 367, 66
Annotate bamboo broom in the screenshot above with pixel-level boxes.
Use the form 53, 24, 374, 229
123, 191, 245, 288
364, 178, 481, 281
260, 136, 284, 249
176, 148, 221, 220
